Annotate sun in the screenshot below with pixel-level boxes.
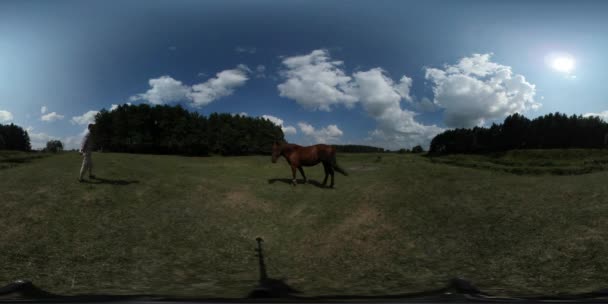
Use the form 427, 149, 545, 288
546, 53, 575, 74
552, 56, 575, 73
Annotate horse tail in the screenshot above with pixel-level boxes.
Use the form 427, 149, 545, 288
331, 155, 348, 176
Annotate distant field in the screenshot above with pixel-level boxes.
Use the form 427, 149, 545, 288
428, 149, 608, 175
0, 150, 50, 170
1, 150, 608, 297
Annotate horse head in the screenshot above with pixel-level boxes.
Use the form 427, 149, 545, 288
271, 141, 282, 163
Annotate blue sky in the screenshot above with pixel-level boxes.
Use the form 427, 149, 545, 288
1, 0, 608, 149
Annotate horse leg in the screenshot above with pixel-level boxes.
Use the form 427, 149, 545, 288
291, 166, 297, 186
298, 167, 307, 184
322, 162, 329, 186
328, 165, 335, 188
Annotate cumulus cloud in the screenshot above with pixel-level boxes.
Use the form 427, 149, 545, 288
298, 122, 343, 143
26, 127, 58, 149
262, 114, 297, 135
0, 110, 13, 122
425, 53, 539, 128
410, 97, 440, 113
584, 111, 608, 122
41, 106, 47, 114
130, 76, 191, 105
189, 66, 249, 107
62, 128, 89, 150
278, 49, 358, 111
131, 66, 249, 108
110, 103, 131, 111
71, 110, 98, 125
277, 49, 444, 149
350, 68, 443, 149
26, 126, 87, 150
41, 112, 64, 122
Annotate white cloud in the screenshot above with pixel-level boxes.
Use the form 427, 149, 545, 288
130, 75, 191, 105
350, 68, 443, 149
411, 97, 440, 112
189, 67, 249, 107
26, 126, 87, 150
584, 111, 608, 122
26, 127, 58, 149
298, 122, 343, 143
110, 103, 131, 111
130, 66, 250, 108
277, 49, 444, 149
71, 110, 98, 125
0, 110, 13, 122
425, 53, 539, 128
261, 114, 297, 135
277, 49, 358, 111
41, 106, 47, 114
41, 112, 64, 122
235, 46, 257, 54
62, 128, 89, 150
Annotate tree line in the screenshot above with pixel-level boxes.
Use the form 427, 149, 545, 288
333, 144, 385, 153
429, 112, 608, 154
0, 123, 31, 151
92, 104, 285, 156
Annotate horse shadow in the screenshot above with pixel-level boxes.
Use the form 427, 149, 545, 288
82, 177, 139, 186
267, 178, 328, 189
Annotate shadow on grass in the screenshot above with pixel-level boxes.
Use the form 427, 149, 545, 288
82, 176, 139, 186
248, 237, 300, 298
267, 178, 328, 189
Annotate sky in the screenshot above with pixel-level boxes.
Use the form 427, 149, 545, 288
1, 0, 608, 149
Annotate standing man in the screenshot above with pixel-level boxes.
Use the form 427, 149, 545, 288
79, 123, 95, 182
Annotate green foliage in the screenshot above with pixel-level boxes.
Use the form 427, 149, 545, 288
0, 123, 31, 151
44, 140, 64, 153
92, 104, 284, 156
430, 112, 608, 154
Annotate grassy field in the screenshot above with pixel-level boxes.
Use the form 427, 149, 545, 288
2, 150, 608, 298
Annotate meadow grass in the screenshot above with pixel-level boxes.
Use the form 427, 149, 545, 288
1, 150, 608, 297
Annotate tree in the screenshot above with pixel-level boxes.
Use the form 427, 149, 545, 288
45, 140, 64, 153
429, 112, 608, 155
412, 145, 424, 153
0, 123, 31, 151
92, 104, 284, 156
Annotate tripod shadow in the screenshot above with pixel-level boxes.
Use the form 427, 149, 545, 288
247, 237, 300, 298
83, 177, 139, 186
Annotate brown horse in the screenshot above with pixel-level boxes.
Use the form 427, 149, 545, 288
271, 142, 348, 187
